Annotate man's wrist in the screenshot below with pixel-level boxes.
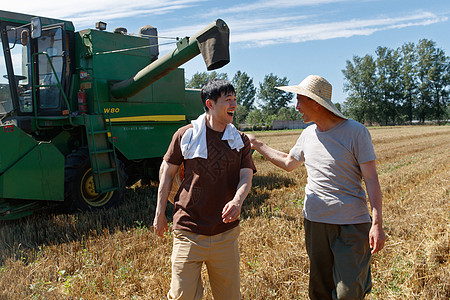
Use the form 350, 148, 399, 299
232, 198, 243, 207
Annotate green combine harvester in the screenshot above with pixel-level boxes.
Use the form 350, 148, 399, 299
0, 10, 230, 220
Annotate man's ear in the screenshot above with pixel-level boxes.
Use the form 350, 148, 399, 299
206, 99, 214, 111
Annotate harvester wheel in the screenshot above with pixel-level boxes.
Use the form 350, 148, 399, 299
64, 147, 126, 211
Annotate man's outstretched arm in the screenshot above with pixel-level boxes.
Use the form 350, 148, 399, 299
248, 134, 301, 172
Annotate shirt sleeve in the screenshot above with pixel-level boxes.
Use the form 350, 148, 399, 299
289, 131, 306, 162
240, 133, 257, 173
163, 128, 185, 166
353, 126, 377, 164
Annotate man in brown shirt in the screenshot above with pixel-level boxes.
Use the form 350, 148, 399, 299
154, 79, 256, 300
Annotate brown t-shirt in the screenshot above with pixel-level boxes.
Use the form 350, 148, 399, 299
163, 124, 256, 236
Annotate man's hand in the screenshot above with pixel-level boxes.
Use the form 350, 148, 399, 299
222, 200, 242, 223
153, 213, 168, 237
369, 223, 386, 254
222, 168, 253, 223
246, 133, 258, 149
153, 160, 179, 237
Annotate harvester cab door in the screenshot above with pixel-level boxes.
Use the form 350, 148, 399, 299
33, 24, 68, 115
0, 21, 69, 120
0, 22, 34, 118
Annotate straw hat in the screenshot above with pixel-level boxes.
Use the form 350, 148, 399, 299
276, 75, 347, 119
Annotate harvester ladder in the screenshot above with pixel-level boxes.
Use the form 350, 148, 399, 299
83, 114, 120, 194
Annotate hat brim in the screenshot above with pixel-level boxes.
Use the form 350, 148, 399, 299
276, 85, 347, 119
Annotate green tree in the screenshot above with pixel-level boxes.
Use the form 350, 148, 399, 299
231, 71, 256, 125
419, 41, 450, 123
376, 46, 402, 125
257, 73, 292, 115
185, 71, 228, 88
435, 53, 450, 123
342, 55, 378, 124
245, 108, 264, 129
399, 42, 418, 124
233, 104, 248, 127
232, 71, 256, 110
276, 107, 301, 121
415, 39, 435, 123
245, 109, 278, 129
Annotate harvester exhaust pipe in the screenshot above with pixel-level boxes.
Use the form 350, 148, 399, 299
111, 19, 230, 99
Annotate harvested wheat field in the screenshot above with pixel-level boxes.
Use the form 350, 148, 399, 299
0, 125, 449, 299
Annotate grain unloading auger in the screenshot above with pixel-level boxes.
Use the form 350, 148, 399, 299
0, 10, 230, 220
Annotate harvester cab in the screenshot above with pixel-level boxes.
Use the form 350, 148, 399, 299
1, 15, 72, 127
0, 10, 230, 220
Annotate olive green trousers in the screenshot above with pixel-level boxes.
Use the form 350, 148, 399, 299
304, 219, 372, 300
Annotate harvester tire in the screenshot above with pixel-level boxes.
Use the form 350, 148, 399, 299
64, 147, 126, 211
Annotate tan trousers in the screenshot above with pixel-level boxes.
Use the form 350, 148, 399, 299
168, 226, 241, 300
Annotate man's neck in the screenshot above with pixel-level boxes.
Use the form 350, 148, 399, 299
315, 113, 345, 132
205, 114, 227, 132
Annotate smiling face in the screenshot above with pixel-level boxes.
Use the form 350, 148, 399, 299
206, 91, 237, 131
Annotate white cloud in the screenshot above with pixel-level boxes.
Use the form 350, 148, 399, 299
204, 0, 351, 15
2, 0, 206, 27
229, 11, 447, 47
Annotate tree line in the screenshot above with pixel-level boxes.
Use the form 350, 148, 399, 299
186, 71, 300, 129
342, 39, 449, 125
186, 39, 449, 128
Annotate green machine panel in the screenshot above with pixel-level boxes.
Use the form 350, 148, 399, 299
1, 143, 64, 201
112, 122, 185, 160
0, 125, 37, 174
0, 126, 64, 201
107, 101, 187, 160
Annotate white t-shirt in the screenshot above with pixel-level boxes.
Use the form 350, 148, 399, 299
289, 119, 376, 224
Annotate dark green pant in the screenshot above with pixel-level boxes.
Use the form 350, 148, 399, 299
304, 219, 372, 300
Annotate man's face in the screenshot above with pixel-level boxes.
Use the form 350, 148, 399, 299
296, 94, 316, 123
207, 92, 237, 127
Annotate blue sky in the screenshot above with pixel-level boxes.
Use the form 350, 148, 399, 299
3, 0, 449, 105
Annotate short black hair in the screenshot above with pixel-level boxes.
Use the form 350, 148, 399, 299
201, 79, 235, 112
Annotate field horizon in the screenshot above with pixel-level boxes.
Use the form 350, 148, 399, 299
0, 125, 449, 299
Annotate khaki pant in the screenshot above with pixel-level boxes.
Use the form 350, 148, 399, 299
304, 219, 372, 300
168, 226, 241, 300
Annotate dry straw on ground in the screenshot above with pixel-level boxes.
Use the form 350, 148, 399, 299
0, 125, 449, 299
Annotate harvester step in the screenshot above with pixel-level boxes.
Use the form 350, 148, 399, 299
92, 168, 117, 175
90, 130, 109, 134
91, 149, 114, 154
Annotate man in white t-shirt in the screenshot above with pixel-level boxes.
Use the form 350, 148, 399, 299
249, 75, 386, 300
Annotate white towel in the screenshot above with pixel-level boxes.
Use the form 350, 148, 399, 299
180, 113, 244, 159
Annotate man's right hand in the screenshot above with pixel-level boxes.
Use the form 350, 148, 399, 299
153, 214, 168, 237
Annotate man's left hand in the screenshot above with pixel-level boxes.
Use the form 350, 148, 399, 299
222, 201, 241, 223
